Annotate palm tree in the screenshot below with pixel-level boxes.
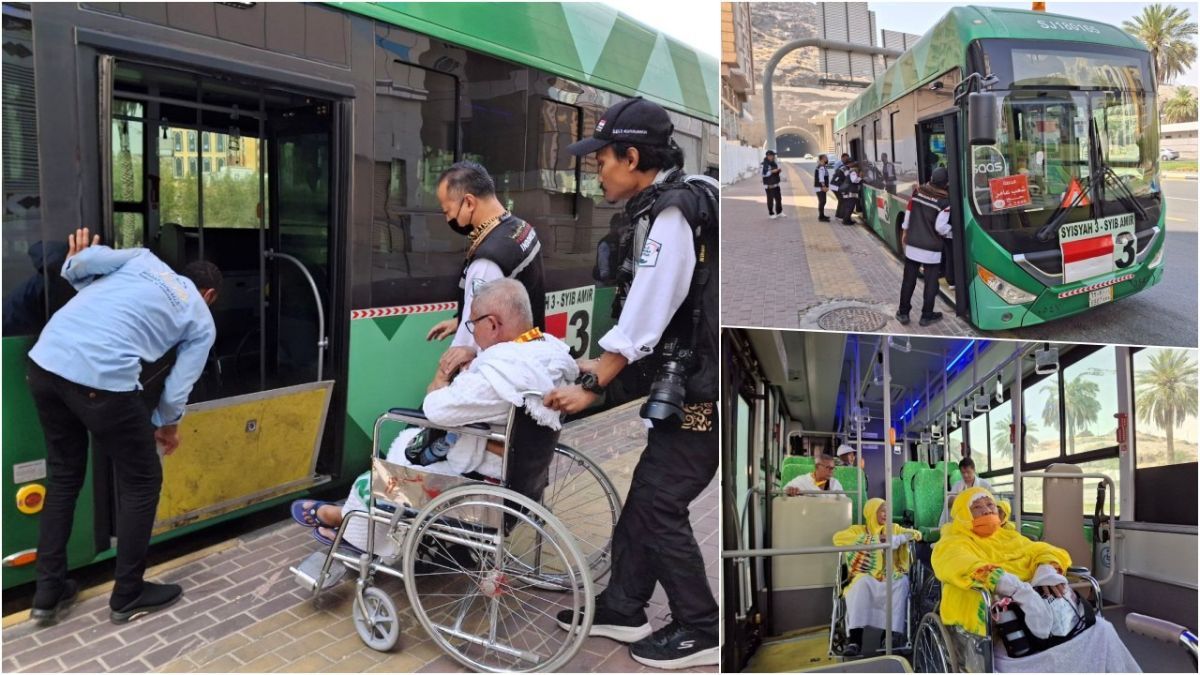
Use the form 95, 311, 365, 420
1163, 86, 1198, 124
1136, 349, 1199, 464
1041, 375, 1103, 454
1123, 4, 1198, 85
991, 414, 1040, 462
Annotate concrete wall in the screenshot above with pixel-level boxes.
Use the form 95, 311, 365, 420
723, 138, 764, 185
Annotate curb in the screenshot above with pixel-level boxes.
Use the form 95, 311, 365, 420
1162, 172, 1197, 180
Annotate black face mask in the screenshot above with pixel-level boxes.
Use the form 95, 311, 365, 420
447, 198, 473, 236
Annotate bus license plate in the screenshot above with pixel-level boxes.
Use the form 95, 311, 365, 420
1088, 287, 1113, 307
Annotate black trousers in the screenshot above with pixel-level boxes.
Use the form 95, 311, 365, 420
765, 186, 782, 215
898, 257, 941, 318
600, 423, 719, 637
26, 360, 161, 608
816, 189, 828, 218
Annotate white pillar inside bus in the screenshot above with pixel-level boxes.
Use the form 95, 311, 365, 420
1013, 344, 1024, 529
882, 338, 894, 655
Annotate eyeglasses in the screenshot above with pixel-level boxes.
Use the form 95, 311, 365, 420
464, 313, 495, 335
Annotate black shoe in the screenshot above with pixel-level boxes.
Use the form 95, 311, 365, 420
31, 580, 79, 627
556, 600, 652, 642
818, 216, 831, 222
919, 312, 944, 327
109, 582, 183, 624
895, 311, 910, 325
629, 621, 719, 669
843, 642, 862, 658
842, 219, 854, 225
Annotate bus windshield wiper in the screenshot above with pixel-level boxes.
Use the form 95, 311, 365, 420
1034, 112, 1104, 242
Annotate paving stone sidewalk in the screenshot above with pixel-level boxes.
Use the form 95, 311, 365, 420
721, 161, 979, 338
1, 400, 718, 673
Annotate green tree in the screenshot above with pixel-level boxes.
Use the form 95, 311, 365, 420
1041, 375, 1102, 454
991, 414, 1041, 462
1123, 4, 1198, 85
1163, 86, 1198, 123
1136, 349, 1199, 464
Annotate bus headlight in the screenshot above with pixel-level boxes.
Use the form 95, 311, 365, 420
977, 264, 1036, 305
1148, 244, 1164, 269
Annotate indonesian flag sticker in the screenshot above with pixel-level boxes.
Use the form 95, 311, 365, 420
1062, 233, 1113, 282
1061, 177, 1091, 208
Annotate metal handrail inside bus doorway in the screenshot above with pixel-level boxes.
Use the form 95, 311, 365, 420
264, 249, 328, 381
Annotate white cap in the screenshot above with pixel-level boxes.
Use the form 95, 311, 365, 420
968, 490, 992, 507
836, 443, 855, 457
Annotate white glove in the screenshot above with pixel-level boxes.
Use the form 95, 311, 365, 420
1012, 583, 1054, 639
994, 572, 1023, 598
1031, 563, 1069, 589
890, 534, 908, 549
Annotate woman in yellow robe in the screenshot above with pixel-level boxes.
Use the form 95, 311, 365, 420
831, 498, 921, 656
932, 487, 1140, 672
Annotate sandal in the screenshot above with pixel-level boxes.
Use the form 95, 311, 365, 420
290, 500, 337, 528
312, 526, 368, 556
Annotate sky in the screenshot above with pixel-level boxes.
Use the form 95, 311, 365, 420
870, 1, 1200, 86
605, 0, 721, 58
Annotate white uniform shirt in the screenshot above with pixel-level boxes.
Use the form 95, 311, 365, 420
784, 472, 846, 499
450, 258, 504, 349
597, 198, 695, 364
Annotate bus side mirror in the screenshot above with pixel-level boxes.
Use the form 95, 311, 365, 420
968, 92, 998, 146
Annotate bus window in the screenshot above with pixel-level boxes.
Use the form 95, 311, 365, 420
735, 395, 751, 546
1062, 347, 1119, 455
988, 398, 1014, 473
1133, 348, 1198, 469
968, 409, 989, 469
947, 424, 964, 463
1025, 371, 1061, 463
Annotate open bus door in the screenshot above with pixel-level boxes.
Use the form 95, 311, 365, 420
916, 112, 970, 319
99, 57, 342, 538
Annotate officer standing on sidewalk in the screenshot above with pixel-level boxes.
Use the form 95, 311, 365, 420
814, 154, 832, 222
26, 228, 220, 626
545, 96, 720, 670
762, 149, 783, 219
896, 166, 953, 327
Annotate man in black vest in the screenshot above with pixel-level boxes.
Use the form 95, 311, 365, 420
427, 161, 546, 375
897, 166, 952, 327
762, 149, 783, 219
545, 96, 719, 669
814, 154, 832, 222
836, 159, 862, 225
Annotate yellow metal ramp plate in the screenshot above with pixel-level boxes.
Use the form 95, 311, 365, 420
746, 627, 837, 672
154, 381, 333, 533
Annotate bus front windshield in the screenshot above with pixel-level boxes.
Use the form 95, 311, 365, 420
969, 45, 1160, 237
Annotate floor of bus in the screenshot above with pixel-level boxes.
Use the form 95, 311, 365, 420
744, 605, 1193, 673
1, 400, 719, 674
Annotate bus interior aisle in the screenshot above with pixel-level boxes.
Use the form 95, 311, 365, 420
721, 328, 1198, 673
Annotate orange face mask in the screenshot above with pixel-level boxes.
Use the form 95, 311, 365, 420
972, 513, 1001, 537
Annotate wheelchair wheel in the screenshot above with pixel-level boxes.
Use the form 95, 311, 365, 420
539, 444, 622, 584
913, 612, 958, 673
352, 585, 400, 652
402, 484, 593, 672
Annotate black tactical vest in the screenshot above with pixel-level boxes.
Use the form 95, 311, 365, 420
457, 214, 546, 329
906, 189, 951, 253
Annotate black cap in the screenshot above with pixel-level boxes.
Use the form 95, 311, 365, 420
766, 149, 777, 156
931, 166, 949, 188
567, 96, 674, 156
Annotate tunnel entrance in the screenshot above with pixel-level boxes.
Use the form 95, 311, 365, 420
777, 132, 818, 158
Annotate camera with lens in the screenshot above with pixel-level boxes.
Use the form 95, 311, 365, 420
640, 338, 694, 426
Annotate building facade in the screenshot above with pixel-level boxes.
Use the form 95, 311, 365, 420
721, 2, 755, 142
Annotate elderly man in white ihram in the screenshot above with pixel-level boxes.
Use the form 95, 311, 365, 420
290, 279, 578, 558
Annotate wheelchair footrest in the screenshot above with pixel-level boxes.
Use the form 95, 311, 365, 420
290, 551, 348, 592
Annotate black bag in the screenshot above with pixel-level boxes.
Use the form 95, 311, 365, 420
995, 593, 1096, 659
403, 428, 455, 466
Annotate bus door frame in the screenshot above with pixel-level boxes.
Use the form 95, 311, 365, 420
916, 109, 970, 319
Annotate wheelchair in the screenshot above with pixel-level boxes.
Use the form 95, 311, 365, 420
293, 403, 623, 672
911, 566, 1103, 672
828, 539, 923, 657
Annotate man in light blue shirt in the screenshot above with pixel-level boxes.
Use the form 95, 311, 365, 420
26, 227, 220, 627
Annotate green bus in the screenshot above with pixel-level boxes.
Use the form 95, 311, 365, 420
834, 6, 1163, 330
1, 1, 718, 589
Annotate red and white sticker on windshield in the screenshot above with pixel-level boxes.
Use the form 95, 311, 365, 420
1059, 213, 1136, 284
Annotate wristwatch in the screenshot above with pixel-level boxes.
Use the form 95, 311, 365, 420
577, 372, 606, 395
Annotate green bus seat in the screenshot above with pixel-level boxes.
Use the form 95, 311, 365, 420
780, 464, 807, 488
891, 477, 908, 523
913, 468, 946, 542
900, 461, 925, 521
833, 466, 865, 520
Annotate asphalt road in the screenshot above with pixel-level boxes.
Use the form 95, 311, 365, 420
786, 158, 1197, 347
